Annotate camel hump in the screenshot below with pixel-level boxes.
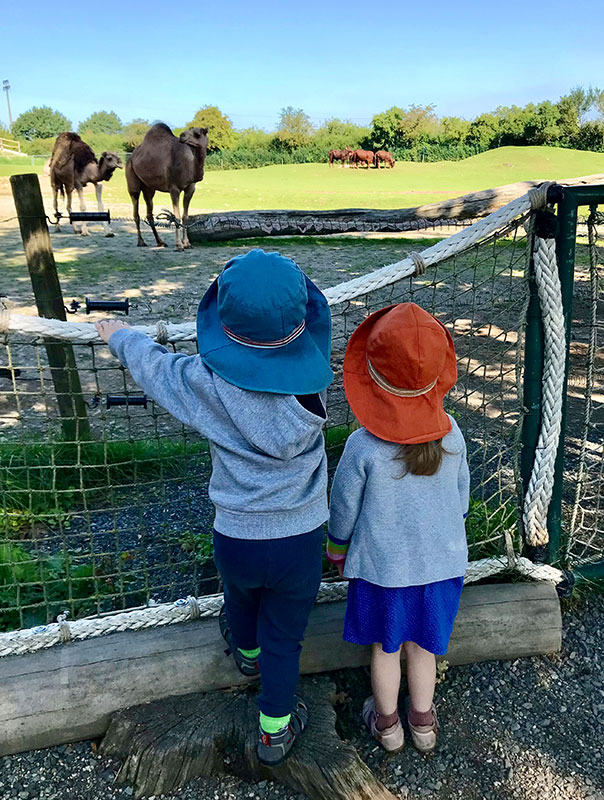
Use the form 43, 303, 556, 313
50, 131, 96, 173
144, 122, 177, 141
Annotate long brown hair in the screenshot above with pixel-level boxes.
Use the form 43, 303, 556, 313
395, 439, 445, 477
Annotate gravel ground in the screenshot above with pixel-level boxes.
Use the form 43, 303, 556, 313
0, 593, 602, 800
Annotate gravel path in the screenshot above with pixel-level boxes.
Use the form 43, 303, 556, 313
0, 593, 602, 800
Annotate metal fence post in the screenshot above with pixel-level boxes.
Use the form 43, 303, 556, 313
547, 188, 579, 566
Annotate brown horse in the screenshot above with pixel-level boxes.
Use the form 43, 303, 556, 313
328, 147, 352, 166
349, 149, 375, 168
375, 150, 395, 168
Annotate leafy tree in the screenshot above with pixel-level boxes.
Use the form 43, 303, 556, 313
185, 106, 237, 151
0, 121, 11, 138
313, 118, 370, 151
370, 107, 404, 149
525, 101, 561, 145
556, 96, 580, 144
78, 110, 122, 136
397, 105, 439, 147
440, 116, 471, 143
565, 86, 596, 123
236, 127, 274, 150
468, 113, 500, 149
274, 107, 314, 150
574, 121, 604, 152
594, 89, 604, 119
13, 106, 71, 140
122, 119, 149, 151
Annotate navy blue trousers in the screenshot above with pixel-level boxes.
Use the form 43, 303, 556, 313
213, 527, 323, 718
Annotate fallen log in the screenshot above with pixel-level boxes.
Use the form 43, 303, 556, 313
0, 582, 561, 756
101, 676, 395, 800
187, 173, 604, 242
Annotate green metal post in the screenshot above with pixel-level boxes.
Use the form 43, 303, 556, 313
547, 189, 579, 565
520, 226, 545, 554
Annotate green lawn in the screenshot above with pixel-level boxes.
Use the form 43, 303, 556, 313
3, 146, 604, 211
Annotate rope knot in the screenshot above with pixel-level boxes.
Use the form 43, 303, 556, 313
155, 320, 169, 345
185, 595, 201, 620
0, 300, 12, 334
409, 252, 427, 276
56, 611, 72, 643
528, 181, 555, 211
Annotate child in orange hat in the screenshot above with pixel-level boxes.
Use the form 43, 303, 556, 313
327, 302, 469, 754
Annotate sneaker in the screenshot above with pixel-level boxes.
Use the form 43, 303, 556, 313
218, 604, 260, 678
362, 696, 404, 753
407, 702, 438, 753
256, 696, 308, 767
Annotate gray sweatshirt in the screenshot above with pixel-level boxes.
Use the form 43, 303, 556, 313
109, 329, 329, 539
327, 418, 469, 587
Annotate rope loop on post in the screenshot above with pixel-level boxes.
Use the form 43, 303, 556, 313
527, 181, 555, 211
56, 612, 72, 643
155, 320, 169, 345
409, 251, 427, 276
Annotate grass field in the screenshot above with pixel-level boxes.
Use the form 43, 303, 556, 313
2, 146, 604, 212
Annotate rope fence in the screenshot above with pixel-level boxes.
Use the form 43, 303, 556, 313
2, 182, 602, 656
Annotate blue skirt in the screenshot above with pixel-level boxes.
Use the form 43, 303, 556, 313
344, 576, 464, 655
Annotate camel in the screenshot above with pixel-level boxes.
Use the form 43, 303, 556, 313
49, 132, 123, 236
126, 123, 208, 250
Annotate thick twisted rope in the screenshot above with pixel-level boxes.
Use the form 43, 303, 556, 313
0, 558, 565, 658
522, 233, 566, 546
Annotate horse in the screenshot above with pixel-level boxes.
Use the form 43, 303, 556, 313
375, 150, 395, 169
328, 147, 352, 166
349, 150, 375, 168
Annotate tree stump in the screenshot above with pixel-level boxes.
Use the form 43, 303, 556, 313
101, 676, 394, 800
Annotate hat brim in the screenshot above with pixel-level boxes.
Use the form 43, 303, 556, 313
343, 305, 457, 444
197, 275, 333, 395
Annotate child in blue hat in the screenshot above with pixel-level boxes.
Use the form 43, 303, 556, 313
96, 249, 333, 766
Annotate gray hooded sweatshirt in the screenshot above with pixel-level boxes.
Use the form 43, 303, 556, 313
109, 329, 328, 539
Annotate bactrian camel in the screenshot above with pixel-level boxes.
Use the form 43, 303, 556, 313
126, 123, 208, 250
49, 132, 123, 236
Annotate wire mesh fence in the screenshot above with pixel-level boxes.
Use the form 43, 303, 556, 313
563, 209, 604, 568
0, 218, 532, 632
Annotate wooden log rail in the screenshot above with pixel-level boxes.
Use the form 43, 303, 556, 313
187, 173, 604, 242
0, 583, 561, 759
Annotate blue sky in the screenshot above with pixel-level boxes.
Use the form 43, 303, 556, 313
1, 0, 602, 131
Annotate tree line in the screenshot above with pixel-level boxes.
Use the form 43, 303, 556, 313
2, 87, 603, 168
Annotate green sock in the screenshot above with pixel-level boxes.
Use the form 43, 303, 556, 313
238, 646, 261, 659
259, 712, 291, 734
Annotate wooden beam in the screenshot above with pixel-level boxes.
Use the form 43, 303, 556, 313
10, 173, 90, 441
187, 173, 604, 242
0, 582, 561, 756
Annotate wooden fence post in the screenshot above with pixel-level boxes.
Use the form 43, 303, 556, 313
10, 173, 90, 441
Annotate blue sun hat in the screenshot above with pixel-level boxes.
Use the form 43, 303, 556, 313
197, 249, 333, 394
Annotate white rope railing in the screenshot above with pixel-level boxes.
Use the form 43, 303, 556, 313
0, 182, 569, 657
0, 557, 565, 658
2, 190, 534, 344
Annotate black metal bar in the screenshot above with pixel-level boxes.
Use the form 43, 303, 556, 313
69, 211, 110, 223
86, 298, 129, 315
106, 394, 148, 409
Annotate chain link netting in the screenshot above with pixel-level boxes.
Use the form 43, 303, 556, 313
564, 210, 604, 567
0, 219, 532, 632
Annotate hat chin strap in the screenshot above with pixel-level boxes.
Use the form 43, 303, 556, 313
366, 357, 437, 398
222, 320, 306, 349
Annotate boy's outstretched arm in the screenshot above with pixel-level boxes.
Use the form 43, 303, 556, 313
96, 320, 209, 433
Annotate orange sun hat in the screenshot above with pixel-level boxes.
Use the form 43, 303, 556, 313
343, 303, 457, 444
